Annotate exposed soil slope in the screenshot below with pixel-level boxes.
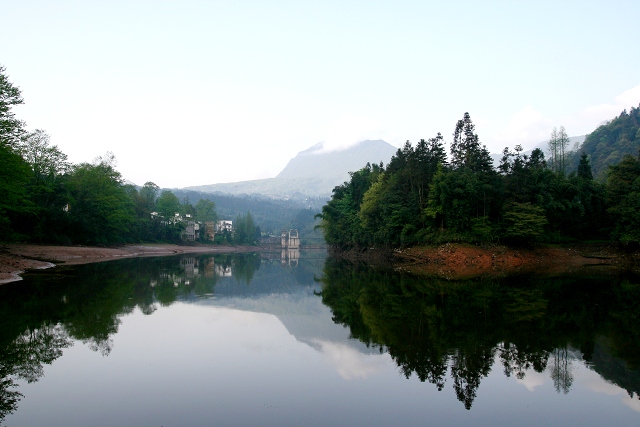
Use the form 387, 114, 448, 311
336, 243, 638, 280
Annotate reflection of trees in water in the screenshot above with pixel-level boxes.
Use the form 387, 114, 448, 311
450, 347, 495, 410
0, 324, 72, 422
318, 258, 640, 409
498, 342, 549, 380
0, 252, 269, 421
549, 347, 574, 394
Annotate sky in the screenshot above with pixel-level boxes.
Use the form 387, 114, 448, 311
2, 0, 639, 188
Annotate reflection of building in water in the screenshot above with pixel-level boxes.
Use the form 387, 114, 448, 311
281, 247, 300, 267
203, 257, 215, 278
281, 229, 300, 267
153, 257, 229, 288
215, 264, 233, 277
180, 257, 197, 278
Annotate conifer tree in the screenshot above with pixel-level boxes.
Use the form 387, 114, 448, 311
577, 153, 593, 181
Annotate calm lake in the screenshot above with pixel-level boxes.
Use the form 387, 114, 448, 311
1, 251, 639, 426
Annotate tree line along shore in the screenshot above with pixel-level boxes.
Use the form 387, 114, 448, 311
1, 65, 265, 247
316, 111, 640, 251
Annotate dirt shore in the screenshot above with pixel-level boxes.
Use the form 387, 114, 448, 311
3, 242, 637, 284
0, 243, 260, 284
336, 242, 639, 280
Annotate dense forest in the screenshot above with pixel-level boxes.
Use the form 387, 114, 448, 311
318, 110, 640, 248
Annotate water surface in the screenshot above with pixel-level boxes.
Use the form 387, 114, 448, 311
1, 252, 639, 426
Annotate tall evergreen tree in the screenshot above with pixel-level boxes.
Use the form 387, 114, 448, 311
577, 153, 593, 181
450, 112, 493, 173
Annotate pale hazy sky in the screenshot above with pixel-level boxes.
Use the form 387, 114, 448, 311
2, 1, 639, 188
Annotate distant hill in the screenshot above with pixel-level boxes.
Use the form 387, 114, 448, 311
571, 106, 640, 177
186, 139, 397, 198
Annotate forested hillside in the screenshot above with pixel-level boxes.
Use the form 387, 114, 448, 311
570, 106, 640, 177
318, 112, 640, 248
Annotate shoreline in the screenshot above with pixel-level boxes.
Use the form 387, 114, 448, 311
3, 241, 638, 285
0, 243, 261, 285
332, 242, 640, 280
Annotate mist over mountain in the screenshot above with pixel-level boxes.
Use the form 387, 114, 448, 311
276, 140, 397, 181
186, 140, 397, 199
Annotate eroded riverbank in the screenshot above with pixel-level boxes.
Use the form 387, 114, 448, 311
333, 242, 640, 279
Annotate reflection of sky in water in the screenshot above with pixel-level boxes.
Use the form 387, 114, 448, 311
5, 254, 640, 426
8, 301, 640, 427
513, 350, 640, 413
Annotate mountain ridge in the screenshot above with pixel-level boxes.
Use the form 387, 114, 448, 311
186, 140, 398, 198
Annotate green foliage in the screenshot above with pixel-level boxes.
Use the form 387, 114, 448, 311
575, 105, 640, 177
156, 190, 181, 218
428, 167, 500, 237
0, 144, 32, 240
0, 66, 232, 245
577, 153, 593, 180
173, 189, 321, 239
502, 202, 548, 243
0, 65, 25, 148
292, 208, 322, 244
547, 126, 570, 175
0, 66, 32, 240
606, 154, 640, 246
234, 211, 258, 245
14, 129, 71, 242
318, 112, 626, 248
64, 155, 136, 244
195, 199, 217, 223
1, 63, 638, 248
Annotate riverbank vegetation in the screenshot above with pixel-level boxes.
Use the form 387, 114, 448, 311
317, 110, 640, 249
0, 65, 266, 246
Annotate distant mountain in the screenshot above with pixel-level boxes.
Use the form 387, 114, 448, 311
276, 139, 396, 181
186, 140, 398, 198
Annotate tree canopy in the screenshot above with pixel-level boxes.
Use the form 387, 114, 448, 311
318, 112, 635, 248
